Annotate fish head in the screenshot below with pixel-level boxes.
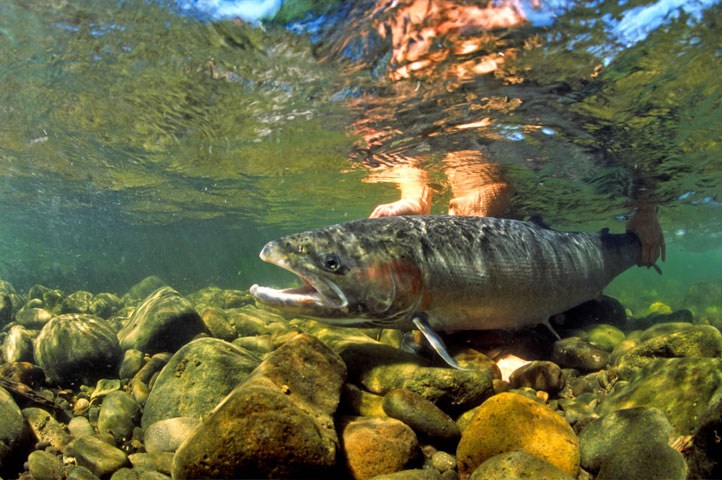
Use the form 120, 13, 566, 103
249, 223, 424, 326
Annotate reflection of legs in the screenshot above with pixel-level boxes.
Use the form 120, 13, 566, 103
444, 150, 511, 217
364, 162, 433, 217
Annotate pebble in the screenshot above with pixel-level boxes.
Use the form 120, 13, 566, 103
199, 306, 237, 341
98, 391, 141, 442
382, 389, 460, 448
431, 451, 457, 473
118, 350, 145, 380
27, 450, 64, 480
340, 416, 419, 479
508, 360, 565, 394
68, 416, 96, 438
585, 324, 625, 351
117, 287, 209, 354
23, 407, 72, 450
551, 337, 609, 372
469, 451, 575, 480
69, 435, 130, 478
456, 392, 579, 479
143, 417, 200, 454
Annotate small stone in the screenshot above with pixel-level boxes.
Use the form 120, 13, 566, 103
68, 416, 96, 438
124, 276, 169, 304
551, 337, 609, 372
231, 334, 274, 355
23, 407, 72, 450
143, 417, 200, 454
118, 350, 144, 380
88, 293, 124, 319
456, 392, 579, 479
341, 416, 419, 479
382, 389, 460, 448
199, 306, 237, 341
69, 435, 130, 478
15, 307, 54, 329
431, 451, 456, 473
73, 398, 91, 417
117, 287, 209, 355
90, 379, 122, 401
469, 451, 575, 480
341, 383, 386, 417
596, 441, 685, 480
63, 464, 100, 480
508, 361, 565, 395
132, 353, 170, 385
585, 324, 625, 351
370, 469, 443, 480
97, 391, 141, 442
28, 450, 64, 480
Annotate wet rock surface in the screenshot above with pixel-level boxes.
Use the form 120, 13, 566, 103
0, 278, 720, 479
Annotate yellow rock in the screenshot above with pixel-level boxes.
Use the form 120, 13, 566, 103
456, 392, 579, 479
649, 301, 672, 314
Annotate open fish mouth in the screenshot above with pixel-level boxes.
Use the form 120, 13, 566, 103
249, 240, 348, 310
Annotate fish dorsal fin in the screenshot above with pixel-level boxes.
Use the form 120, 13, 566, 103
412, 315, 468, 370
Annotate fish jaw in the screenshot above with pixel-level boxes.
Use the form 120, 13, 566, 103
249, 240, 349, 315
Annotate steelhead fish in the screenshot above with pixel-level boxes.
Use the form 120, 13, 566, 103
250, 215, 642, 368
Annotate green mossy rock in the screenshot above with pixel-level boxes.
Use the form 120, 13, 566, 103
34, 313, 122, 385
456, 392, 579, 479
469, 451, 575, 480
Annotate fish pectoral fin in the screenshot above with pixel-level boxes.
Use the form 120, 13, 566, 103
412, 314, 467, 370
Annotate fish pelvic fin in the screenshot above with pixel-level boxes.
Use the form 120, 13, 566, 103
412, 314, 468, 370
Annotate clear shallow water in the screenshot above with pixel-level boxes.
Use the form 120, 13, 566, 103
0, 0, 720, 315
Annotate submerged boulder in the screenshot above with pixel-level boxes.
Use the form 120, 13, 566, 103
172, 333, 346, 479
34, 313, 122, 385
117, 287, 208, 355
0, 387, 31, 475
141, 337, 260, 428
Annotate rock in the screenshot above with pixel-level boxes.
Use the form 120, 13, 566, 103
15, 307, 54, 329
628, 309, 694, 331
27, 285, 63, 313
551, 337, 609, 372
614, 323, 722, 379
596, 441, 686, 480
456, 392, 579, 479
128, 452, 174, 474
141, 338, 259, 428
132, 352, 171, 386
685, 398, 722, 479
89, 293, 125, 319
340, 416, 419, 479
430, 451, 456, 473
143, 417, 200, 454
232, 334, 274, 355
188, 286, 252, 309
585, 324, 625, 351
599, 357, 722, 434
117, 287, 208, 354
64, 464, 101, 480
22, 407, 72, 450
118, 349, 144, 380
0, 280, 13, 327
508, 361, 565, 395
69, 435, 130, 478
469, 451, 575, 480
579, 407, 673, 472
172, 333, 346, 479
59, 291, 94, 314
28, 450, 64, 480
0, 387, 31, 474
301, 320, 495, 412
556, 295, 627, 329
341, 383, 386, 417
0, 361, 45, 386
2, 324, 35, 363
382, 389, 460, 448
124, 276, 169, 304
98, 391, 141, 442
370, 468, 441, 480
198, 306, 237, 341
34, 313, 122, 385
68, 416, 96, 438
228, 305, 289, 336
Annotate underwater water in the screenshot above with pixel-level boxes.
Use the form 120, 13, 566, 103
1, 1, 722, 479
0, 0, 720, 317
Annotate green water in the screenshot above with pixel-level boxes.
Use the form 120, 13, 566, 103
0, 0, 720, 316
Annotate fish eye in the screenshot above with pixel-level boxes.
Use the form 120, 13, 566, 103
323, 254, 341, 272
